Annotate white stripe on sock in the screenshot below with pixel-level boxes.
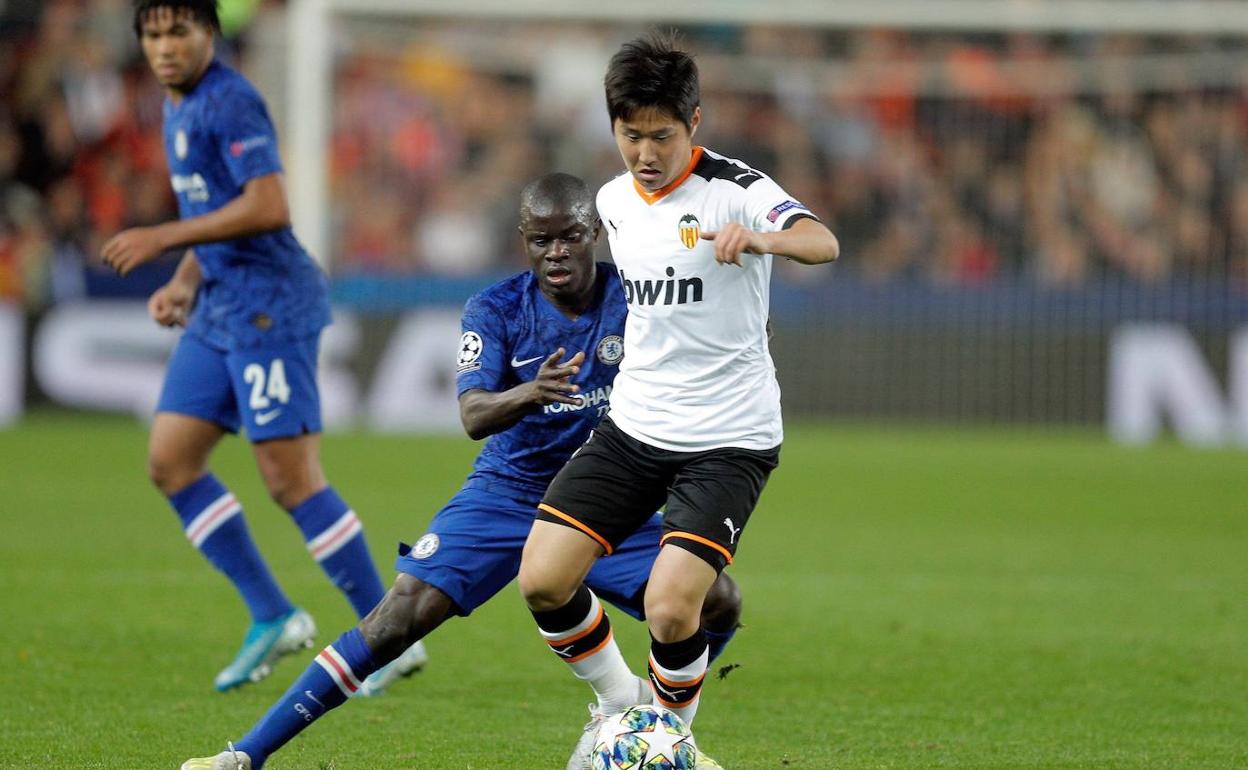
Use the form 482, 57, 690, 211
648, 646, 709, 685
315, 645, 362, 696
307, 511, 362, 562
649, 647, 708, 723
184, 493, 242, 548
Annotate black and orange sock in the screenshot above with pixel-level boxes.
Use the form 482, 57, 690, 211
648, 628, 709, 724
533, 585, 640, 713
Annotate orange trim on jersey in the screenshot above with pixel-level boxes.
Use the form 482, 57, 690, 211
538, 504, 614, 555
547, 602, 605, 647
565, 627, 615, 664
632, 146, 705, 205
661, 531, 734, 565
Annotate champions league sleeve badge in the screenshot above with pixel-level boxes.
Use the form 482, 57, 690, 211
597, 335, 624, 365
457, 331, 484, 373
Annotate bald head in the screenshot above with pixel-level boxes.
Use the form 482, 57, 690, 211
518, 172, 601, 314
519, 172, 597, 229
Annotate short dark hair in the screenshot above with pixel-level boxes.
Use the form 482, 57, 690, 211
520, 172, 596, 223
604, 31, 700, 129
133, 0, 221, 37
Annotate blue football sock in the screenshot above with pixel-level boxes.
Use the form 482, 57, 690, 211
288, 487, 385, 619
235, 628, 379, 768
704, 626, 737, 664
170, 473, 292, 623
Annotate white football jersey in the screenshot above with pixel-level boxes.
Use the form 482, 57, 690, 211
598, 146, 817, 451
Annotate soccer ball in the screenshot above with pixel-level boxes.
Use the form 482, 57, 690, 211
591, 704, 698, 770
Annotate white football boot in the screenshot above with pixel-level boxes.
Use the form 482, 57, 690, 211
565, 677, 653, 770
354, 639, 430, 697
180, 742, 251, 770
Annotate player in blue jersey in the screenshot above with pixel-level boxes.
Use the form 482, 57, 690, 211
101, 0, 425, 692
181, 173, 741, 770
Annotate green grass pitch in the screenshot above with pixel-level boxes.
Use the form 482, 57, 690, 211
2, 412, 1246, 769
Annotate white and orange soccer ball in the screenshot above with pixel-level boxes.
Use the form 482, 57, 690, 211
591, 704, 698, 770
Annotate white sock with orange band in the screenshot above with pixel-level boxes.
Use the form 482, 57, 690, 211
532, 584, 641, 714
648, 629, 709, 725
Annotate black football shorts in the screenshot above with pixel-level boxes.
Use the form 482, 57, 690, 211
538, 415, 780, 572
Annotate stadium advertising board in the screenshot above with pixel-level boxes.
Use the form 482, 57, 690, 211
1108, 325, 1248, 446
3, 301, 1248, 447
5, 301, 461, 432
0, 303, 21, 426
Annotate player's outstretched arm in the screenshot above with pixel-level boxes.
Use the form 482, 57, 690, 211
700, 217, 839, 266
459, 348, 585, 440
101, 173, 291, 276
148, 251, 202, 327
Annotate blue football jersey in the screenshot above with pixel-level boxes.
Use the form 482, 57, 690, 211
162, 59, 331, 350
455, 264, 627, 501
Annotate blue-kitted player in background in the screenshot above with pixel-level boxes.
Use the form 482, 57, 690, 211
181, 173, 742, 770
102, 0, 426, 692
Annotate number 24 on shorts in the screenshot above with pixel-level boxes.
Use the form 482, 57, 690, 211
243, 359, 291, 409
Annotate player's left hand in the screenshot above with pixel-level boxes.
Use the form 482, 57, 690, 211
700, 223, 768, 267
101, 226, 168, 276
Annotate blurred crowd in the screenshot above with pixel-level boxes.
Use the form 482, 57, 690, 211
1, 0, 164, 305
0, 0, 271, 306
3, 2, 1248, 309
335, 22, 1248, 289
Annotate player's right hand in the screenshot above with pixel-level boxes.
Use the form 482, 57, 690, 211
529, 347, 586, 406
148, 282, 194, 327
101, 225, 169, 276
700, 222, 768, 266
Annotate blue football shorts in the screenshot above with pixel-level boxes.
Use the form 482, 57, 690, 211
395, 484, 661, 619
155, 331, 323, 442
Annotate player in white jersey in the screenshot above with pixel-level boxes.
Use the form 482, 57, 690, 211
517, 32, 838, 769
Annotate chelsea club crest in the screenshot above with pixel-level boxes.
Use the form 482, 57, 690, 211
412, 533, 439, 559
597, 335, 624, 365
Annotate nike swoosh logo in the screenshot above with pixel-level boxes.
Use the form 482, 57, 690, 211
511, 355, 543, 368
255, 409, 283, 426
734, 171, 755, 181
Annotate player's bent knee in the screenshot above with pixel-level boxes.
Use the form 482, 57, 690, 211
519, 521, 602, 610
258, 465, 324, 510
253, 437, 327, 510
146, 450, 200, 496
516, 568, 549, 608
517, 565, 578, 612
260, 474, 299, 509
361, 575, 451, 662
646, 544, 720, 640
255, 462, 303, 508
647, 609, 700, 644
146, 454, 172, 492
645, 591, 703, 643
